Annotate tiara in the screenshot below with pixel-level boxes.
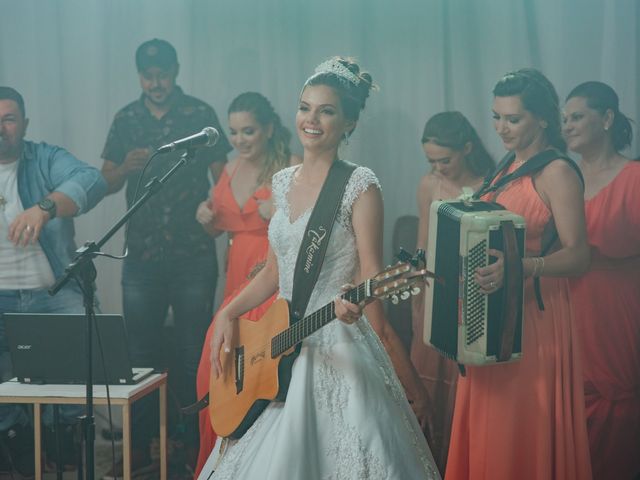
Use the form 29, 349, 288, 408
309, 58, 361, 86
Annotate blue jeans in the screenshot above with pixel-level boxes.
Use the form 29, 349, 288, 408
0, 286, 86, 431
122, 254, 217, 447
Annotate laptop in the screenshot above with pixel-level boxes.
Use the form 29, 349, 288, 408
2, 313, 153, 385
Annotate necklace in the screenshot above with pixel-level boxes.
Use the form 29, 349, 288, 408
512, 158, 526, 169
0, 161, 19, 211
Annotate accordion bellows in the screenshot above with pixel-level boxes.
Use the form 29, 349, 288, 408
423, 200, 526, 365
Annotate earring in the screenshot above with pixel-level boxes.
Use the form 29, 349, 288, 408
343, 132, 349, 145
604, 125, 609, 131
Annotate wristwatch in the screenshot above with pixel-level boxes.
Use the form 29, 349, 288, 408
37, 198, 57, 219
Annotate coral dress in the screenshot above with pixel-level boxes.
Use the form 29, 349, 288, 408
569, 161, 640, 480
210, 166, 272, 298
198, 165, 439, 479
195, 166, 276, 476
445, 161, 592, 480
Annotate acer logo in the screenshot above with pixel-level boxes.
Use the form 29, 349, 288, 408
17, 345, 32, 350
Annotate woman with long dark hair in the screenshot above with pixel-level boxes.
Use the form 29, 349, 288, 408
446, 69, 591, 480
411, 111, 493, 474
199, 57, 439, 479
564, 81, 639, 480
194, 92, 299, 475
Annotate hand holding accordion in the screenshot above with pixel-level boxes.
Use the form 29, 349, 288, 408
423, 199, 525, 366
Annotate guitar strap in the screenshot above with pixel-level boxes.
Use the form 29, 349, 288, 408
181, 160, 356, 416
473, 149, 584, 310
289, 160, 357, 323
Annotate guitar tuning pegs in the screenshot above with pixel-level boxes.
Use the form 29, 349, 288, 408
396, 248, 412, 263
400, 290, 410, 301
390, 294, 399, 305
411, 286, 421, 296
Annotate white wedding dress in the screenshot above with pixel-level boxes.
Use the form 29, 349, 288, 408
199, 165, 440, 480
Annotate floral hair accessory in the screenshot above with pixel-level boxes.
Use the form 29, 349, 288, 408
306, 58, 361, 87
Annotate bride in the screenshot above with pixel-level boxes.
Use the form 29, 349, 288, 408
199, 57, 439, 479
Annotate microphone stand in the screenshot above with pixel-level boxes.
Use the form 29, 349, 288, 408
48, 148, 197, 479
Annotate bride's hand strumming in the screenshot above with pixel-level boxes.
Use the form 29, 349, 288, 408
210, 310, 236, 379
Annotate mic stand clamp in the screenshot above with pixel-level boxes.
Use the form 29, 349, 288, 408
48, 147, 196, 479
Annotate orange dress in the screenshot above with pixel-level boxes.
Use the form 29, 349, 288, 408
195, 167, 276, 476
569, 161, 640, 480
445, 162, 592, 480
210, 167, 271, 298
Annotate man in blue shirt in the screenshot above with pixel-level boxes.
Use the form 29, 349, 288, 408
0, 86, 107, 476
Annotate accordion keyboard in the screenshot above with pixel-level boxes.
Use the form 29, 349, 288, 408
464, 239, 487, 345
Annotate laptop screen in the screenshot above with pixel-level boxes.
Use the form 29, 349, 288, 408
2, 313, 144, 385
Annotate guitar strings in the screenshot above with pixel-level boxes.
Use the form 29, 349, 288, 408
225, 283, 367, 364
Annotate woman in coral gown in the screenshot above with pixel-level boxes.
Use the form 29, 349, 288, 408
411, 111, 494, 474
445, 69, 592, 480
563, 81, 640, 480
194, 92, 299, 475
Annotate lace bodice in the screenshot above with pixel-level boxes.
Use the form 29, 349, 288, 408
269, 164, 381, 316
202, 163, 440, 480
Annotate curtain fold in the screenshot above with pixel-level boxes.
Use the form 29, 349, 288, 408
1, 0, 637, 314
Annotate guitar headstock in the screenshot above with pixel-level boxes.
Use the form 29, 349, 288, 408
371, 250, 435, 305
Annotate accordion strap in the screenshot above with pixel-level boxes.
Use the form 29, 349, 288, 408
474, 149, 584, 311
289, 160, 357, 322
497, 220, 524, 361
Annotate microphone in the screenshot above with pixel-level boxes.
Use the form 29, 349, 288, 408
157, 127, 219, 153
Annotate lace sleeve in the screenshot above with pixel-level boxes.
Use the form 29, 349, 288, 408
271, 166, 296, 212
338, 165, 381, 231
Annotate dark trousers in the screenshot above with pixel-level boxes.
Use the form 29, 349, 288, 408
122, 254, 217, 450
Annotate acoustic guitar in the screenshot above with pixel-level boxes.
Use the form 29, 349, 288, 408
209, 251, 433, 439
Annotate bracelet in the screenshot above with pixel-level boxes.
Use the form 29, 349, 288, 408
532, 257, 541, 277
531, 257, 545, 278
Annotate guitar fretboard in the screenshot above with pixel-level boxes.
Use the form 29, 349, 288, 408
271, 281, 370, 357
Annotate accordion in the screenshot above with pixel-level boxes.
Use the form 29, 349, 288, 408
423, 200, 526, 366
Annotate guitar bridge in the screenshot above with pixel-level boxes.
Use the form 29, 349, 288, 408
235, 346, 244, 394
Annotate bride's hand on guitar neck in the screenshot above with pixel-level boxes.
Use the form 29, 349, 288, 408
210, 310, 236, 379
334, 283, 363, 325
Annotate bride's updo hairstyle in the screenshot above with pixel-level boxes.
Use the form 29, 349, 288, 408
303, 56, 375, 134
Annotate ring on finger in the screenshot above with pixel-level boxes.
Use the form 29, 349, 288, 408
489, 281, 496, 288
25, 225, 32, 232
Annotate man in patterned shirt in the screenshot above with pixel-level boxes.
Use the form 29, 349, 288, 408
100, 38, 231, 476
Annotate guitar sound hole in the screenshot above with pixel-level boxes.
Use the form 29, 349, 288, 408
235, 346, 244, 394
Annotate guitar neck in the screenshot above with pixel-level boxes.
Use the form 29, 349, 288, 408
271, 280, 371, 357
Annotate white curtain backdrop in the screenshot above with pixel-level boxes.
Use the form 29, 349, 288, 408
1, 0, 638, 315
